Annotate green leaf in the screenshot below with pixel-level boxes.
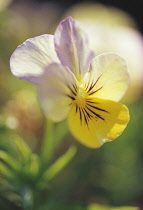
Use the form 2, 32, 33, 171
41, 146, 77, 182
88, 204, 109, 210
29, 153, 40, 176
0, 176, 16, 192
0, 162, 14, 180
41, 203, 86, 210
111, 206, 139, 210
23, 153, 40, 179
88, 204, 139, 210
0, 150, 20, 171
12, 135, 31, 162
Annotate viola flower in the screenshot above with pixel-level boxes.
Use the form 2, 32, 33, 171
10, 17, 130, 148
65, 4, 143, 103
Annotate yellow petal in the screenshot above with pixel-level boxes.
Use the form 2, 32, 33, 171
68, 97, 130, 148
83, 53, 130, 102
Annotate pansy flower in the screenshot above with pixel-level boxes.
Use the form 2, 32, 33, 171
10, 17, 130, 148
65, 4, 143, 103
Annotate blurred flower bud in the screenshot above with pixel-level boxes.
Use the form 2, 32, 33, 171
3, 89, 45, 150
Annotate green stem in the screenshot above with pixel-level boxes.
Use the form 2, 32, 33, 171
54, 120, 68, 149
40, 119, 55, 170
21, 187, 34, 210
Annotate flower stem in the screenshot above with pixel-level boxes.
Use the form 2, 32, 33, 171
21, 187, 33, 210
40, 119, 55, 170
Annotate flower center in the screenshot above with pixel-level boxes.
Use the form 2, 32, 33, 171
67, 81, 107, 125
67, 75, 103, 109
75, 84, 88, 107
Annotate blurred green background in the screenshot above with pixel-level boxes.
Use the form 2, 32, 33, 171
0, 0, 143, 209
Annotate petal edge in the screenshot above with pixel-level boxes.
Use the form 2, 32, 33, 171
10, 34, 60, 84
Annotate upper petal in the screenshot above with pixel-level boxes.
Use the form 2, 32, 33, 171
54, 17, 94, 79
83, 53, 130, 102
68, 97, 130, 148
38, 63, 79, 122
10, 34, 60, 84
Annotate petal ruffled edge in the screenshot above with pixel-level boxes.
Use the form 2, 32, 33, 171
10, 34, 60, 84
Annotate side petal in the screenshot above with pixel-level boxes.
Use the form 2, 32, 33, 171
38, 63, 79, 122
68, 97, 130, 148
10, 35, 60, 84
83, 53, 130, 101
54, 17, 94, 78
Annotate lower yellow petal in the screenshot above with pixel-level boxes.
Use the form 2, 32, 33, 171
68, 97, 130, 148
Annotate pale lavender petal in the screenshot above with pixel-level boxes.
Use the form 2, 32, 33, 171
54, 17, 94, 78
10, 34, 60, 84
38, 63, 79, 122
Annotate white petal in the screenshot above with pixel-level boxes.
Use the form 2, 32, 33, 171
83, 53, 130, 102
10, 34, 60, 84
54, 17, 94, 78
38, 63, 79, 122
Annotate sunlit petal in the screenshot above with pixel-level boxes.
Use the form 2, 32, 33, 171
54, 16, 94, 79
83, 53, 129, 102
68, 97, 129, 148
39, 63, 79, 122
10, 35, 60, 84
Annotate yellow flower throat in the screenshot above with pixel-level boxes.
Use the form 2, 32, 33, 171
67, 78, 107, 125
75, 85, 88, 107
